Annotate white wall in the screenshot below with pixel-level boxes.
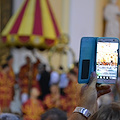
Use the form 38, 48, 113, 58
13, 0, 24, 14
69, 0, 96, 60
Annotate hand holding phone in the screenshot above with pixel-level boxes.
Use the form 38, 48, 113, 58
96, 38, 119, 84
78, 37, 119, 84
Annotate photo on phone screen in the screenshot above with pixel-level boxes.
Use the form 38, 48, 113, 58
96, 39, 119, 84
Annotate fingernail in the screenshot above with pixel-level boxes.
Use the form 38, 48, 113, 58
92, 72, 96, 77
82, 84, 87, 88
83, 84, 88, 88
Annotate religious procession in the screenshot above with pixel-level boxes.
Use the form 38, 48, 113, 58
1, 0, 120, 120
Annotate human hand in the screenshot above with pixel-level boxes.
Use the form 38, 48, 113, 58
97, 84, 111, 98
76, 72, 111, 114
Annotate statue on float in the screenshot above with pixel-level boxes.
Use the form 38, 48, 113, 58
104, 0, 120, 38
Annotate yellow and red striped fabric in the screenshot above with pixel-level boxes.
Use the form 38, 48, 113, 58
1, 0, 61, 48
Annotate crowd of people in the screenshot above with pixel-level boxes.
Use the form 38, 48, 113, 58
1, 71, 120, 120
1, 54, 120, 120
0, 55, 79, 119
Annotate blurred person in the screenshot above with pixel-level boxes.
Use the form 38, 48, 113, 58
37, 64, 50, 100
49, 70, 59, 86
19, 56, 34, 103
22, 87, 45, 120
33, 58, 41, 81
90, 102, 120, 120
6, 55, 15, 85
6, 55, 15, 101
64, 69, 78, 115
0, 113, 20, 120
0, 64, 14, 112
73, 62, 79, 77
10, 84, 22, 115
68, 72, 111, 120
41, 108, 67, 120
44, 84, 68, 111
59, 66, 69, 95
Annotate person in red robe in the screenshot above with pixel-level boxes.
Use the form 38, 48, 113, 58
6, 55, 15, 101
7, 55, 15, 86
44, 84, 68, 112
64, 69, 78, 116
0, 64, 14, 112
33, 59, 41, 80
19, 56, 32, 92
19, 57, 34, 103
22, 87, 45, 120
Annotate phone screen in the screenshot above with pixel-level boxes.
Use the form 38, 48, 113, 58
96, 40, 118, 83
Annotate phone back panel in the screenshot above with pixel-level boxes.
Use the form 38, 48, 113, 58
78, 37, 97, 84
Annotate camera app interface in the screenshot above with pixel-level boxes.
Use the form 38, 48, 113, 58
96, 42, 118, 80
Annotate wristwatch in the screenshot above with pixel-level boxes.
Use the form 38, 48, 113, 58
73, 107, 91, 118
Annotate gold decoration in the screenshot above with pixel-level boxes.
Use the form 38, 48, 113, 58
48, 34, 75, 72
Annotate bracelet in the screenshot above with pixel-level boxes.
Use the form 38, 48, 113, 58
73, 107, 91, 118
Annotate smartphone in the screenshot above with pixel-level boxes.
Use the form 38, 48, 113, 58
96, 37, 119, 84
78, 37, 119, 84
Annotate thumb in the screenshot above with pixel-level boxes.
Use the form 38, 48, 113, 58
89, 72, 97, 88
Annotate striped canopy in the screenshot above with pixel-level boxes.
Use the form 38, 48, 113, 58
1, 0, 61, 48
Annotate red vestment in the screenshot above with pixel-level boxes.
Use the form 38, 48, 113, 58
0, 72, 14, 111
22, 99, 45, 120
8, 67, 15, 98
64, 80, 78, 115
8, 67, 15, 85
44, 94, 68, 111
19, 64, 37, 94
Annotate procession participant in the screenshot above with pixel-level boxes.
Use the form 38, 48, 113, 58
41, 108, 67, 120
64, 69, 78, 116
31, 58, 41, 93
19, 56, 33, 104
37, 64, 50, 100
6, 55, 15, 85
0, 113, 20, 120
0, 64, 14, 112
44, 84, 68, 112
59, 66, 69, 96
68, 72, 112, 120
73, 62, 79, 77
22, 87, 45, 120
49, 70, 59, 86
33, 58, 41, 81
6, 55, 15, 100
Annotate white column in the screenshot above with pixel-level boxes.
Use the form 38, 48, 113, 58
69, 0, 96, 60
61, 0, 70, 34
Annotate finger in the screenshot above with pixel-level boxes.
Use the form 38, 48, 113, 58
88, 72, 97, 87
97, 89, 111, 98
97, 85, 111, 91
